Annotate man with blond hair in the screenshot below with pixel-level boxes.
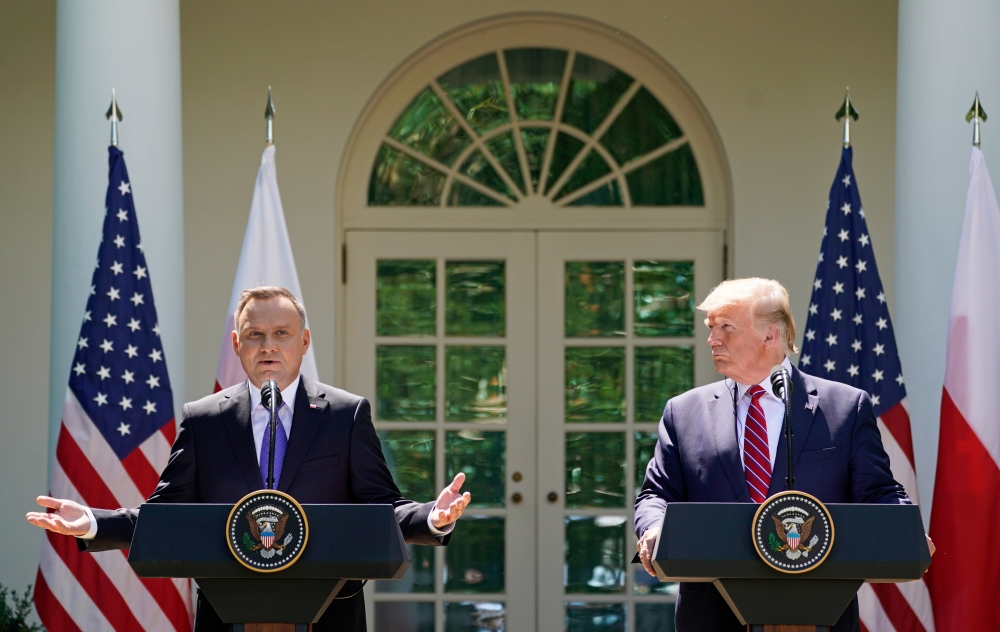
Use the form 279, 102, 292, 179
28, 286, 470, 632
634, 278, 909, 632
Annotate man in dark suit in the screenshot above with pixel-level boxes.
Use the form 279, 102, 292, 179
28, 286, 470, 632
633, 278, 927, 632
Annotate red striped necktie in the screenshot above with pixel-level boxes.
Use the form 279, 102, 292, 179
743, 384, 772, 503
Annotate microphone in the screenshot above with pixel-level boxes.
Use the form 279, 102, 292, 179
769, 365, 795, 490
261, 380, 282, 490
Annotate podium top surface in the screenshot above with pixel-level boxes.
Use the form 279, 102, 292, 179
652, 502, 930, 582
128, 503, 409, 580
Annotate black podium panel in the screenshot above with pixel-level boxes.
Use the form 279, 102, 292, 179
128, 503, 410, 623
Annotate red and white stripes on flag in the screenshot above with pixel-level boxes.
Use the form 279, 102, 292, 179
35, 391, 192, 632
926, 146, 1000, 632
214, 145, 317, 392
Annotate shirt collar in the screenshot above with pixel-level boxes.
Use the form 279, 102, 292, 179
248, 375, 301, 412
735, 356, 792, 401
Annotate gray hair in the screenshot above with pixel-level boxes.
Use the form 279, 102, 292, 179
234, 286, 307, 330
697, 277, 798, 355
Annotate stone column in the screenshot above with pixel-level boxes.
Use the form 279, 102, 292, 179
895, 0, 1000, 522
50, 0, 184, 459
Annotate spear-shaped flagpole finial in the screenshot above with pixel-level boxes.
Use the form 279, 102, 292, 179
966, 92, 987, 147
835, 88, 859, 148
265, 86, 275, 145
106, 89, 123, 147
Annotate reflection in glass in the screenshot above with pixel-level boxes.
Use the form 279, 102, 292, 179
504, 48, 567, 121
449, 182, 506, 207
446, 517, 505, 593
568, 180, 622, 206
376, 543, 435, 594
626, 144, 704, 206
376, 346, 436, 421
635, 602, 676, 631
634, 261, 695, 337
446, 261, 505, 337
377, 260, 435, 337
445, 346, 506, 422
565, 262, 625, 337
565, 432, 626, 508
634, 566, 678, 598
554, 150, 611, 200
438, 53, 509, 135
600, 87, 682, 167
520, 128, 550, 191
379, 430, 436, 501
634, 431, 659, 491
485, 133, 525, 194
565, 516, 626, 593
458, 151, 516, 202
447, 431, 505, 507
562, 53, 634, 134
444, 602, 506, 632
389, 88, 471, 166
545, 132, 586, 195
565, 603, 627, 632
634, 347, 694, 422
375, 601, 435, 632
368, 144, 447, 206
565, 347, 626, 422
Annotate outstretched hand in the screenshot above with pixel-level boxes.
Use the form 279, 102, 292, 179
26, 496, 92, 537
430, 472, 471, 529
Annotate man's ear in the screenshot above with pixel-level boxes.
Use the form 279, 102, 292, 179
763, 324, 781, 348
302, 328, 311, 354
231, 330, 239, 355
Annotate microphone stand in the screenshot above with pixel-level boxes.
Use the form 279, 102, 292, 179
264, 380, 279, 490
781, 371, 794, 490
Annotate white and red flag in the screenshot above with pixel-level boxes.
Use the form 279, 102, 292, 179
34, 146, 193, 632
214, 145, 318, 392
927, 146, 1000, 631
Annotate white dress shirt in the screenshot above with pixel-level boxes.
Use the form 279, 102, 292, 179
734, 356, 794, 467
82, 376, 452, 539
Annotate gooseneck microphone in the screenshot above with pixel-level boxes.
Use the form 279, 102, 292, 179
261, 380, 283, 490
770, 365, 794, 490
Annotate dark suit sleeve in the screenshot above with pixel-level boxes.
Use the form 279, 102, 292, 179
78, 404, 200, 552
634, 398, 688, 539
348, 397, 449, 546
849, 391, 910, 505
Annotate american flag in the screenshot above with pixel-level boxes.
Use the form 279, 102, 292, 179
799, 146, 933, 632
34, 146, 193, 632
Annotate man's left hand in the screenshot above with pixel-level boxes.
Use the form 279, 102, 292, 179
431, 472, 471, 528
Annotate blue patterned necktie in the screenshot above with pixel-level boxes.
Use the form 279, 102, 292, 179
259, 404, 288, 489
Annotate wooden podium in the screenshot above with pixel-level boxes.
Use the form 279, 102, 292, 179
127, 503, 410, 630
646, 503, 931, 631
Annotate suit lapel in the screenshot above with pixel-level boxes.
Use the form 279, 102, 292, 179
220, 383, 262, 491
708, 385, 749, 502
277, 377, 328, 492
768, 367, 820, 496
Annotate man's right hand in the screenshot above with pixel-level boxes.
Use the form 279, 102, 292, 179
26, 496, 91, 537
637, 527, 660, 577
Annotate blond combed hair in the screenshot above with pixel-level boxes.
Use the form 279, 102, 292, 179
697, 278, 798, 355
234, 286, 308, 330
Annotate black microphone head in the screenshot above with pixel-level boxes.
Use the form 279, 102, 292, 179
769, 365, 793, 398
261, 380, 282, 410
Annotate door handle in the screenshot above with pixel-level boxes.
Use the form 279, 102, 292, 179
547, 491, 558, 503
511, 492, 523, 504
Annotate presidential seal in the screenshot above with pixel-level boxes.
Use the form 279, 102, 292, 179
752, 490, 834, 574
226, 490, 308, 572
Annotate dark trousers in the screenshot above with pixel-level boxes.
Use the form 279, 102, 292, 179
675, 583, 860, 632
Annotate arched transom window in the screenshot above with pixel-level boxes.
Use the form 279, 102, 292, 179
368, 48, 704, 208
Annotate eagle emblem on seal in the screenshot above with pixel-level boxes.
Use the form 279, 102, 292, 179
244, 505, 295, 559
770, 511, 820, 560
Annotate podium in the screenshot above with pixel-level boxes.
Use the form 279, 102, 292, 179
647, 503, 930, 630
127, 503, 410, 628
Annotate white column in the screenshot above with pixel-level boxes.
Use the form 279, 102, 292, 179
50, 1, 184, 459
895, 0, 1000, 523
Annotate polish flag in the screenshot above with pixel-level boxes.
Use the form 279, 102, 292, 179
926, 146, 1000, 631
214, 145, 318, 391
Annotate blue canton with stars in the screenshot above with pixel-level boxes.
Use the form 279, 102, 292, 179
798, 147, 905, 417
68, 146, 174, 459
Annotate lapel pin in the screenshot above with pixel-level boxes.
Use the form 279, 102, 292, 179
805, 403, 814, 411
309, 404, 317, 409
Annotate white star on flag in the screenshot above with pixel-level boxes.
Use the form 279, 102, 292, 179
116, 209, 128, 222
847, 364, 859, 377
833, 282, 845, 294
96, 366, 110, 380
852, 314, 863, 325
872, 369, 884, 382
133, 265, 147, 280
830, 308, 843, 321
114, 235, 126, 248
805, 329, 816, 341
84, 310, 91, 322
77, 337, 88, 349
122, 370, 135, 384
146, 375, 160, 389
142, 401, 157, 415
117, 422, 131, 436
152, 323, 161, 336
826, 333, 838, 346
896, 374, 904, 386
118, 180, 130, 195
809, 303, 818, 315
873, 343, 885, 356
814, 278, 823, 290
841, 202, 852, 215
73, 363, 86, 376
94, 392, 108, 406
871, 394, 880, 406
107, 287, 120, 301
838, 229, 850, 242
801, 354, 811, 366
851, 339, 863, 352
842, 174, 851, 187
110, 261, 123, 275
855, 260, 868, 273
149, 349, 163, 363
858, 233, 870, 247
118, 396, 133, 411
855, 287, 866, 300
876, 291, 886, 304
125, 344, 139, 358
100, 339, 114, 353
836, 256, 849, 269
824, 359, 836, 372
876, 317, 888, 330
103, 313, 117, 327
127, 318, 141, 332
130, 292, 144, 306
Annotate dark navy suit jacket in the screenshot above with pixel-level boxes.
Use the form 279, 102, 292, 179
634, 366, 908, 632
80, 377, 446, 632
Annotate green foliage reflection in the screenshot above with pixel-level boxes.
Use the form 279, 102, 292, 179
377, 260, 435, 337
634, 347, 694, 422
565, 347, 626, 422
565, 432, 626, 508
445, 346, 506, 422
446, 517, 505, 594
564, 516, 626, 593
565, 262, 625, 337
634, 261, 695, 337
376, 346, 436, 421
447, 431, 505, 506
446, 261, 506, 337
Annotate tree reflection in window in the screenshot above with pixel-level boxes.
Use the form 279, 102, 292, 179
369, 49, 703, 207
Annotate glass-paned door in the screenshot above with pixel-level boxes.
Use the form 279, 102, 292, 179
345, 231, 537, 632
536, 232, 723, 631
